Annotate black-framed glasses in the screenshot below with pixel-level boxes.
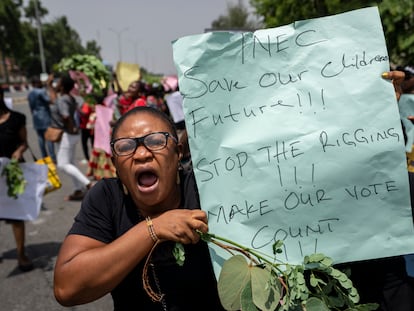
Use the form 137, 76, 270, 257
111, 132, 177, 156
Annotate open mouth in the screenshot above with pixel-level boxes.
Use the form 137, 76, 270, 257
136, 170, 159, 192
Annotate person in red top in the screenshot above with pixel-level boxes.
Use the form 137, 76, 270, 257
78, 101, 94, 162
116, 80, 147, 116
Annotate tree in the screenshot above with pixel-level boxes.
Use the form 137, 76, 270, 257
24, 0, 48, 24
210, 0, 262, 31
2, 0, 105, 78
0, 0, 24, 82
249, 0, 414, 66
85, 40, 102, 59
377, 0, 414, 66
42, 16, 85, 73
17, 20, 40, 77
0, 0, 23, 57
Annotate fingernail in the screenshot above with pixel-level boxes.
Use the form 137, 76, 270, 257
381, 72, 389, 79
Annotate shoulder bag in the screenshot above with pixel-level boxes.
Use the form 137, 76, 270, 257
44, 126, 64, 142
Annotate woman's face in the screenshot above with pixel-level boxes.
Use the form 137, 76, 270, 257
112, 112, 182, 214
127, 82, 140, 97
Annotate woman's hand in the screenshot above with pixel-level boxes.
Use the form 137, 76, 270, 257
151, 209, 209, 244
382, 70, 405, 101
11, 150, 23, 161
382, 70, 414, 121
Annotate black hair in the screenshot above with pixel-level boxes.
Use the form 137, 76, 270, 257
0, 87, 10, 113
30, 75, 42, 87
111, 106, 178, 142
60, 74, 75, 93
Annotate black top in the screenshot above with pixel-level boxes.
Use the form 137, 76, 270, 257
0, 111, 25, 158
69, 170, 225, 311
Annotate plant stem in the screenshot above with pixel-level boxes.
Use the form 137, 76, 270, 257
200, 231, 284, 272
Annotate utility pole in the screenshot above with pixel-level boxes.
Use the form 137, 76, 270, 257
34, 0, 47, 78
108, 27, 129, 62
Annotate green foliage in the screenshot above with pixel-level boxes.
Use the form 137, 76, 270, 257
173, 232, 379, 311
0, 0, 23, 57
1, 0, 100, 78
172, 242, 186, 266
55, 54, 111, 102
1, 159, 26, 199
24, 0, 48, 22
248, 0, 414, 66
210, 0, 261, 31
43, 17, 86, 70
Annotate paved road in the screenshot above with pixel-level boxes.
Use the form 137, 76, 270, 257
0, 92, 113, 310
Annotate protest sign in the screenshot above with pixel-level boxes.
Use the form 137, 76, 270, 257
172, 6, 414, 270
115, 62, 141, 93
93, 105, 114, 155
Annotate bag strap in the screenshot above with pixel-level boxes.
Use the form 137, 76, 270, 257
27, 144, 38, 162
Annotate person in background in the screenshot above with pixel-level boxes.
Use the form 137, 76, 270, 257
27, 75, 56, 163
146, 82, 168, 114
0, 87, 33, 272
78, 100, 94, 164
54, 106, 225, 310
50, 74, 94, 201
112, 78, 147, 118
86, 94, 116, 181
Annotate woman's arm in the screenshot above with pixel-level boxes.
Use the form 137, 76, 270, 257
54, 221, 155, 306
53, 208, 208, 306
11, 126, 28, 160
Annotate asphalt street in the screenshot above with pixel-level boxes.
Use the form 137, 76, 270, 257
0, 92, 113, 310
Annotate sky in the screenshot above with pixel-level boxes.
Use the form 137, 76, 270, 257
37, 0, 254, 76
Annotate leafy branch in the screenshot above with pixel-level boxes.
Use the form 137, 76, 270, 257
1, 159, 26, 199
55, 54, 111, 103
173, 231, 379, 311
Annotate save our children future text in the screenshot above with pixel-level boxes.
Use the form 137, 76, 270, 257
178, 26, 401, 261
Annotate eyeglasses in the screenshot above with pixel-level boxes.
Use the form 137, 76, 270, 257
111, 132, 177, 156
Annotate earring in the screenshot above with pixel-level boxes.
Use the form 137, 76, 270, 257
176, 171, 181, 185
122, 184, 129, 195
116, 170, 129, 195
176, 162, 182, 185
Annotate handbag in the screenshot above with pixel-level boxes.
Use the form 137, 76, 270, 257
45, 127, 64, 142
29, 147, 62, 194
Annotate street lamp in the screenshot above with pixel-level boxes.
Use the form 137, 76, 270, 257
108, 27, 129, 62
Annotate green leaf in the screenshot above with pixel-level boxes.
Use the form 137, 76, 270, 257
218, 255, 250, 310
308, 253, 325, 262
272, 240, 284, 255
305, 297, 330, 311
1, 159, 26, 199
339, 278, 354, 290
240, 281, 259, 311
320, 257, 333, 267
172, 243, 185, 266
310, 274, 319, 287
344, 303, 379, 311
251, 265, 280, 311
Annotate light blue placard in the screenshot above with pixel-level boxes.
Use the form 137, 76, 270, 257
172, 7, 414, 271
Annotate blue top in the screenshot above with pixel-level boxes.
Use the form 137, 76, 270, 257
27, 87, 52, 130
